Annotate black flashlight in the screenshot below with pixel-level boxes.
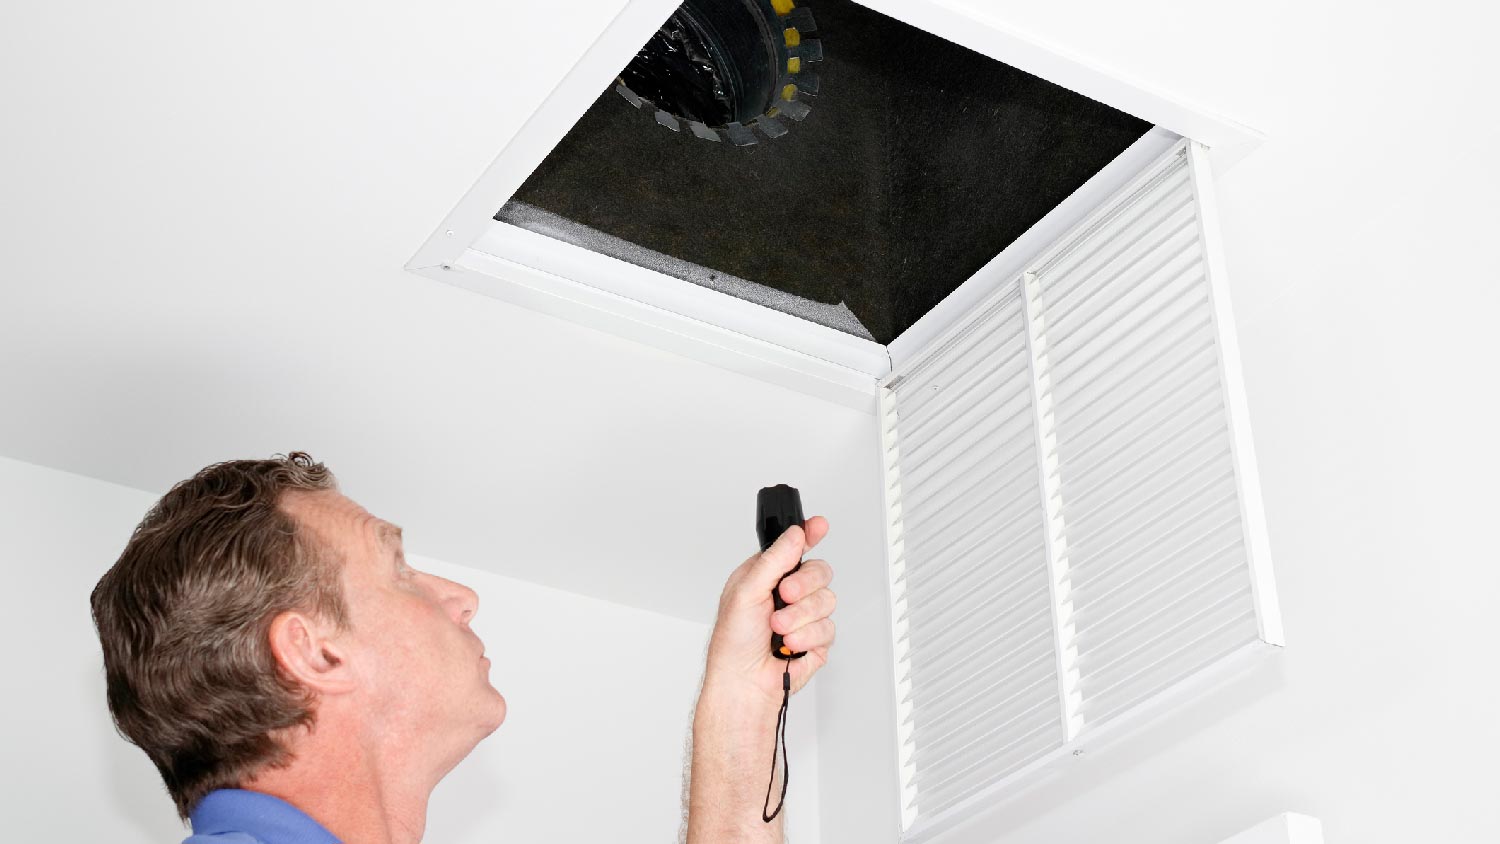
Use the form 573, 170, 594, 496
757, 484, 808, 660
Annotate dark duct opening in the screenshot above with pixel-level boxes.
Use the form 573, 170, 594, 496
499, 0, 1152, 345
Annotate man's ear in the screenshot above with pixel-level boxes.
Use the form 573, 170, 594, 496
268, 610, 357, 695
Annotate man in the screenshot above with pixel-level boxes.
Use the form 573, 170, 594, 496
90, 452, 837, 843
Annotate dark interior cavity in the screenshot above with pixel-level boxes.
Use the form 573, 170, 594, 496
499, 0, 1152, 345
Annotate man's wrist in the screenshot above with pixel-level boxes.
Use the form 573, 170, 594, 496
697, 671, 785, 729
688, 680, 786, 842
694, 679, 780, 738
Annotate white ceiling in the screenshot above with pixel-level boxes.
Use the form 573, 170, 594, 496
0, 0, 885, 625
3, 0, 1496, 610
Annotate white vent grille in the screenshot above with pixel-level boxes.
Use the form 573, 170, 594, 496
883, 286, 1061, 827
882, 140, 1281, 842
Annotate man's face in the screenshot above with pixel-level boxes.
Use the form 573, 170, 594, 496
281, 489, 506, 767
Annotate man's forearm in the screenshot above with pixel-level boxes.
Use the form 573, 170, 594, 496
687, 681, 786, 843
687, 518, 836, 842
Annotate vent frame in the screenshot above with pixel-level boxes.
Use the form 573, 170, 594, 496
404, 0, 1262, 413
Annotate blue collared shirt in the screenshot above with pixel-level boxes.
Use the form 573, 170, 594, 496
184, 789, 341, 844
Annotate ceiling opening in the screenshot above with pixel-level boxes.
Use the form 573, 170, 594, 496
497, 0, 1151, 346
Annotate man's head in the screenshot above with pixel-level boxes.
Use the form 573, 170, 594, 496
90, 452, 505, 819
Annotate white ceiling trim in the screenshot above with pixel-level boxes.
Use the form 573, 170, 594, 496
423, 242, 883, 413
472, 222, 891, 378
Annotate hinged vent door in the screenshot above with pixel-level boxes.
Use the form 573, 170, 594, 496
882, 140, 1282, 842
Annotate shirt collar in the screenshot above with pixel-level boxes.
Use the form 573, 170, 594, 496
189, 789, 341, 844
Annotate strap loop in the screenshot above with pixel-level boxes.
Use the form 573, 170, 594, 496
761, 663, 792, 823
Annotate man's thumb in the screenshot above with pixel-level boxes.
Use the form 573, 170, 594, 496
749, 524, 806, 594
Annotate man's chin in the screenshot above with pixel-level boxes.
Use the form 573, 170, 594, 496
481, 689, 507, 734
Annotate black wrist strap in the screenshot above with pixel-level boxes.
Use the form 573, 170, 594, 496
762, 662, 792, 823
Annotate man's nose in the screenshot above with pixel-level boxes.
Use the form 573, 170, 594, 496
436, 575, 480, 625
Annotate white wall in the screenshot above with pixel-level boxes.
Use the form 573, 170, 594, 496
820, 2, 1500, 843
1220, 813, 1325, 844
0, 454, 821, 843
2, 456, 178, 841
813, 428, 905, 842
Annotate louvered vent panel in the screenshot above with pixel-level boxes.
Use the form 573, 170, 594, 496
885, 283, 1062, 829
885, 141, 1281, 843
1029, 147, 1261, 731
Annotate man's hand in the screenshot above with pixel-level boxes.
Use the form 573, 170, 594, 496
704, 517, 837, 709
685, 518, 837, 843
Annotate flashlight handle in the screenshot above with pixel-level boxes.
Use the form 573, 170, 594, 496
758, 484, 808, 661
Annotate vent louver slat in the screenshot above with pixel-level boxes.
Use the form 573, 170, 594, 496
914, 684, 1060, 783
1078, 567, 1250, 668
1073, 507, 1243, 603
902, 506, 1041, 595
915, 725, 1063, 819
901, 637, 1054, 723
899, 339, 1030, 442
1078, 540, 1246, 643
1048, 256, 1206, 380
914, 692, 1058, 792
1045, 207, 1199, 346
903, 443, 1038, 532
899, 423, 1032, 516
903, 529, 1046, 619
1036, 165, 1194, 310
1064, 449, 1235, 556
900, 385, 1033, 487
912, 665, 1057, 761
1066, 402, 1226, 514
905, 580, 1051, 662
897, 605, 1053, 702
1083, 603, 1259, 724
901, 436, 1036, 526
904, 532, 1046, 614
884, 142, 1281, 842
1054, 337, 1218, 463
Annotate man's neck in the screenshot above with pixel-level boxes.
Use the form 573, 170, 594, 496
245, 714, 434, 844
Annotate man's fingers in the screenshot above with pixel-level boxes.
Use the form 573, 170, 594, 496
776, 558, 832, 604
746, 523, 806, 595
745, 517, 831, 596
783, 617, 836, 653
802, 516, 829, 550
771, 586, 837, 635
